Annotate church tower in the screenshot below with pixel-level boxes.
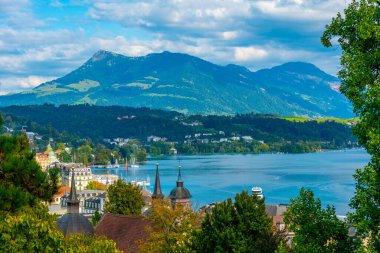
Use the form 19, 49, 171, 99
57, 168, 94, 237
169, 161, 192, 209
152, 163, 164, 199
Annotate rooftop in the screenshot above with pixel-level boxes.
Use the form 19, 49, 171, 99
96, 213, 150, 253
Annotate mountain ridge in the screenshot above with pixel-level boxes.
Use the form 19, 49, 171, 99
0, 50, 353, 117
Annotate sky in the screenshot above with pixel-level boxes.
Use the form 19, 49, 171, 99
0, 0, 350, 94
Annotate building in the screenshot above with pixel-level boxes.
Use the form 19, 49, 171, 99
57, 170, 94, 237
242, 136, 253, 142
92, 174, 119, 186
169, 147, 178, 155
61, 189, 106, 214
168, 162, 192, 209
152, 163, 164, 200
265, 204, 295, 242
35, 143, 59, 171
48, 186, 71, 215
59, 163, 93, 190
51, 186, 71, 205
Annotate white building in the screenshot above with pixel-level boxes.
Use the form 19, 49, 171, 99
58, 163, 93, 191
61, 190, 106, 214
93, 174, 119, 186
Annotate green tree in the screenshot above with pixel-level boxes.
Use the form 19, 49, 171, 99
322, 0, 380, 249
0, 133, 58, 213
192, 191, 285, 253
0, 207, 120, 253
0, 207, 66, 252
284, 188, 354, 253
0, 118, 119, 252
139, 198, 200, 253
104, 179, 145, 215
91, 208, 102, 227
136, 148, 147, 163
86, 180, 107, 190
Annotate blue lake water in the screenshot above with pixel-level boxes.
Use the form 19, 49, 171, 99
92, 149, 370, 215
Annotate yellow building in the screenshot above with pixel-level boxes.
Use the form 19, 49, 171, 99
35, 143, 59, 171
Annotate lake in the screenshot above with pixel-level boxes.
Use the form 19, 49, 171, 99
92, 149, 370, 215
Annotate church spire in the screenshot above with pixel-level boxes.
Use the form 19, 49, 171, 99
67, 167, 79, 213
177, 160, 183, 187
152, 163, 164, 199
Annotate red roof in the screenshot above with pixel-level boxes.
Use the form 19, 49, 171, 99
54, 186, 71, 197
95, 213, 150, 253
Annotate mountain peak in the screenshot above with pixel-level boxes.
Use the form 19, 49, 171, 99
271, 61, 328, 75
90, 50, 123, 62
225, 64, 250, 72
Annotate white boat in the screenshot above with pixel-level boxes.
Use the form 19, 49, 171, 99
130, 156, 139, 168
114, 159, 120, 168
106, 161, 113, 169
252, 187, 264, 199
130, 178, 150, 188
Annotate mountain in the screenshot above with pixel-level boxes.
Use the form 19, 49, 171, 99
0, 50, 353, 117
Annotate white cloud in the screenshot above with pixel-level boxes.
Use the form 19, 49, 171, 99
221, 31, 239, 40
253, 0, 351, 21
234, 47, 269, 61
0, 75, 57, 93
0, 0, 348, 93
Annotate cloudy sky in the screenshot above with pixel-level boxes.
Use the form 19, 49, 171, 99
0, 0, 350, 94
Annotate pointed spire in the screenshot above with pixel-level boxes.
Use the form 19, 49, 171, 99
176, 160, 184, 187
69, 168, 77, 201
152, 163, 164, 199
177, 160, 183, 182
67, 167, 79, 213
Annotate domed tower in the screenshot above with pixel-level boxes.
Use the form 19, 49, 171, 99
169, 161, 192, 209
57, 168, 94, 237
152, 163, 164, 199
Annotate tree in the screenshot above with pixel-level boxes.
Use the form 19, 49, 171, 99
136, 148, 147, 163
67, 234, 121, 253
0, 207, 66, 252
192, 191, 285, 253
284, 188, 354, 253
91, 208, 102, 227
104, 179, 145, 215
138, 198, 200, 253
0, 208, 120, 253
0, 118, 119, 252
86, 180, 107, 190
322, 0, 380, 249
0, 133, 58, 213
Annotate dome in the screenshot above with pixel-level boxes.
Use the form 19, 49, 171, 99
57, 167, 94, 237
169, 162, 192, 200
169, 185, 192, 200
57, 213, 94, 237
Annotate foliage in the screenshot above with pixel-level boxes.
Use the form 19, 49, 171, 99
86, 180, 107, 190
136, 148, 147, 162
0, 133, 58, 213
192, 191, 285, 253
91, 208, 102, 227
138, 198, 200, 253
284, 188, 354, 253
0, 208, 66, 253
1, 105, 355, 150
0, 209, 120, 253
66, 234, 120, 253
104, 179, 145, 215
0, 118, 119, 252
76, 144, 93, 165
322, 0, 380, 250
